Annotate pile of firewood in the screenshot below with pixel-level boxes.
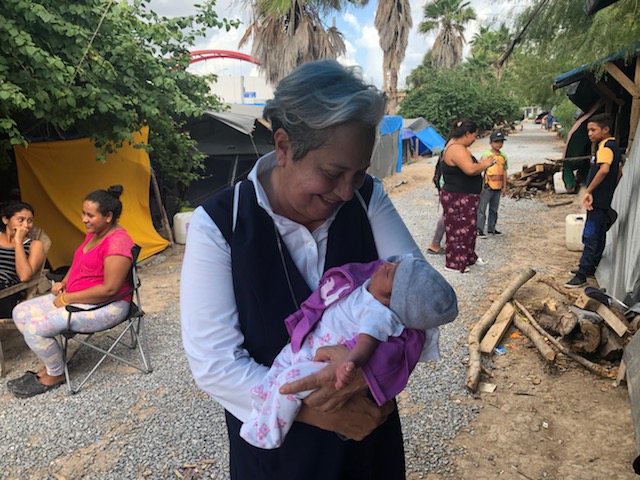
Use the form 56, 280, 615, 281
507, 163, 560, 199
466, 269, 638, 393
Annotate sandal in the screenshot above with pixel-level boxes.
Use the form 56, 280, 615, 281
427, 248, 444, 255
8, 373, 64, 398
6, 371, 39, 389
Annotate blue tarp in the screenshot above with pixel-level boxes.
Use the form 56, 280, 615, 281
402, 118, 446, 156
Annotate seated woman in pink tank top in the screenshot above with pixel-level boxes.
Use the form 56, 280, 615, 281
7, 185, 134, 398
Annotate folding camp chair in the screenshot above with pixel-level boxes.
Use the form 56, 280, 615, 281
0, 226, 52, 377
58, 244, 152, 394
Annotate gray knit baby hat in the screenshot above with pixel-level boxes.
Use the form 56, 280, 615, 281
389, 256, 431, 329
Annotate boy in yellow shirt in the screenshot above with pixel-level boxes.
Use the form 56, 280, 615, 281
565, 113, 622, 288
477, 131, 508, 236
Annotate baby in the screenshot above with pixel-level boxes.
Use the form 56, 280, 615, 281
240, 256, 457, 449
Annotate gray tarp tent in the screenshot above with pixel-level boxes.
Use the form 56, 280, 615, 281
183, 111, 273, 208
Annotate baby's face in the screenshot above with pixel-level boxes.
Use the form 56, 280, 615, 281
369, 261, 398, 306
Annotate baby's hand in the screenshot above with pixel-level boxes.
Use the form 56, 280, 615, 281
335, 361, 357, 390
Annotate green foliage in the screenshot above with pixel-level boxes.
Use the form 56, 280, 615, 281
508, 0, 640, 105
399, 66, 521, 134
0, 0, 240, 196
553, 96, 581, 141
469, 24, 510, 68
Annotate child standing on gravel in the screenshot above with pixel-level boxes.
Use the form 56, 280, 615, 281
477, 131, 509, 236
565, 113, 622, 288
240, 256, 457, 449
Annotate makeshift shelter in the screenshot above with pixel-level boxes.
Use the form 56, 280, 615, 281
182, 111, 273, 209
553, 42, 640, 303
402, 118, 446, 159
553, 42, 640, 190
370, 115, 402, 178
14, 128, 170, 269
597, 120, 640, 305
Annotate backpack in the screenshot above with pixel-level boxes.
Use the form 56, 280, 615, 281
432, 150, 444, 191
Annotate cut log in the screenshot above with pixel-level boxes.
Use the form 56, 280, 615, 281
598, 325, 624, 361
513, 300, 613, 378
466, 268, 537, 392
571, 320, 601, 354
480, 303, 516, 353
513, 315, 556, 362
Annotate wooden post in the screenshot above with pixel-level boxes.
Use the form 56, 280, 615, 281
466, 268, 537, 392
150, 167, 174, 245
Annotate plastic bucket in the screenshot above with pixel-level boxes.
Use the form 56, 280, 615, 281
565, 214, 585, 251
173, 211, 194, 244
553, 171, 567, 194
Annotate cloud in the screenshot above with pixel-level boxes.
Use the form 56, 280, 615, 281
148, 0, 528, 91
342, 12, 361, 32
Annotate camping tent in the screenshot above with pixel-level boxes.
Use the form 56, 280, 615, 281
181, 111, 273, 210
14, 128, 170, 269
402, 118, 446, 157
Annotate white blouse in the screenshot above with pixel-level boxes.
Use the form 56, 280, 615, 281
180, 152, 424, 422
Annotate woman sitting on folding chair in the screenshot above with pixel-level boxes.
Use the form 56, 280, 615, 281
7, 185, 134, 398
0, 202, 46, 317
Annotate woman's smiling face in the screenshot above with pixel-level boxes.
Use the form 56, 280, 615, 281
273, 121, 375, 231
81, 200, 112, 235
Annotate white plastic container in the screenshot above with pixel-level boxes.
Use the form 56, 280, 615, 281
565, 213, 585, 251
173, 211, 194, 244
553, 171, 567, 194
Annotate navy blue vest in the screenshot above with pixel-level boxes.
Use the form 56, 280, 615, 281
203, 175, 377, 366
586, 138, 621, 210
201, 174, 405, 479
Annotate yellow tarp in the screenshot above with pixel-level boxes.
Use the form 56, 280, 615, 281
14, 128, 170, 269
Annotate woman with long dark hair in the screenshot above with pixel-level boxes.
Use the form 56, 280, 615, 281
0, 202, 45, 316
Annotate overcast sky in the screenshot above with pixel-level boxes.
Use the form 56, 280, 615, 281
146, 0, 533, 88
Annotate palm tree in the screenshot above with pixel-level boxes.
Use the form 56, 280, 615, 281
419, 0, 476, 70
375, 0, 412, 114
240, 0, 360, 85
469, 24, 510, 65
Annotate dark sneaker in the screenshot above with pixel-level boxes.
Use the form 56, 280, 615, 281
570, 268, 595, 277
564, 274, 587, 289
488, 229, 502, 235
477, 231, 486, 237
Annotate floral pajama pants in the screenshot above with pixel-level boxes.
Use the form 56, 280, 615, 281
441, 190, 481, 272
240, 321, 341, 449
13, 293, 129, 376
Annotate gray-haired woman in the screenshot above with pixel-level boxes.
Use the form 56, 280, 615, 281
181, 60, 456, 479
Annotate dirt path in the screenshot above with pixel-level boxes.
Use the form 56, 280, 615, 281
1, 124, 635, 479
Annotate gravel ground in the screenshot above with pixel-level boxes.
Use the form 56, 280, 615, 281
0, 123, 566, 479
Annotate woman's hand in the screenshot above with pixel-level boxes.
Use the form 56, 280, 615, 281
51, 281, 66, 296
279, 345, 367, 413
297, 394, 395, 441
52, 294, 65, 309
13, 225, 29, 244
